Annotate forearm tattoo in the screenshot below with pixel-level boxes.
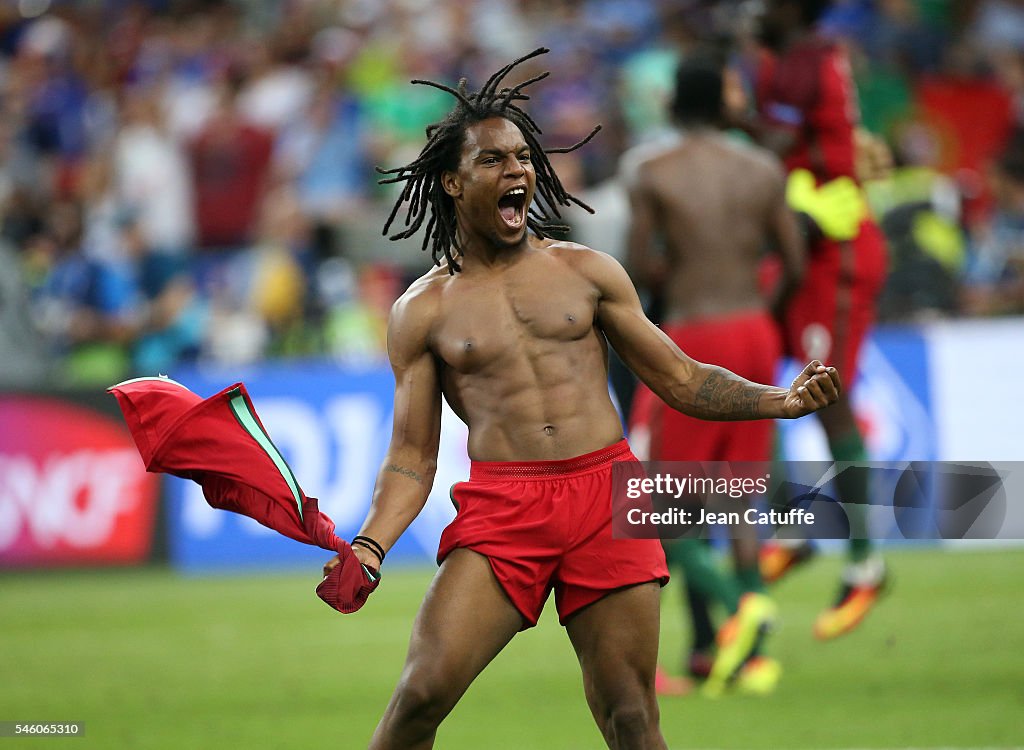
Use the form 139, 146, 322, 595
384, 464, 425, 484
692, 369, 765, 419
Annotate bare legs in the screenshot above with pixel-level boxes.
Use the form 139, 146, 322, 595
566, 582, 668, 750
370, 556, 667, 750
368, 549, 522, 750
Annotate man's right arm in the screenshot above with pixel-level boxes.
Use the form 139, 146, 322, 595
332, 285, 443, 573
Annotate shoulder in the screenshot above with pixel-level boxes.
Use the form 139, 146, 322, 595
539, 238, 612, 265
537, 238, 630, 289
618, 131, 684, 189
394, 263, 445, 305
388, 266, 448, 360
724, 136, 787, 184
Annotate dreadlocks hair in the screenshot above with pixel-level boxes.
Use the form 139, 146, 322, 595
375, 47, 601, 274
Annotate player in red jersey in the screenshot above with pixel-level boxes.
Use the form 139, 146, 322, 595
734, 0, 889, 639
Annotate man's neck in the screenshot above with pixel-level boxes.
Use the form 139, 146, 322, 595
455, 233, 531, 273
677, 124, 720, 137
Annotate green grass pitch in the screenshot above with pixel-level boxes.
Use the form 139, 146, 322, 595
2, 546, 1022, 749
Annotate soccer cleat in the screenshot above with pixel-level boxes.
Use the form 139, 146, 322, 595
702, 593, 777, 698
813, 556, 888, 640
735, 656, 782, 696
654, 665, 692, 696
760, 540, 816, 584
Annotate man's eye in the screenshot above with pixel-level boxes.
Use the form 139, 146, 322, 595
519, 154, 532, 163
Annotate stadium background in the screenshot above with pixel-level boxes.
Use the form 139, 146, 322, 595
1, 0, 1022, 748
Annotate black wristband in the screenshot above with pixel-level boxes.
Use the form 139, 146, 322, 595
352, 535, 386, 564
351, 540, 383, 564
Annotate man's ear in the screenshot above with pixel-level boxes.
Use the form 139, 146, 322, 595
441, 170, 462, 199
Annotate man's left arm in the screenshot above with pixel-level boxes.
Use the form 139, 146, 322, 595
582, 250, 841, 420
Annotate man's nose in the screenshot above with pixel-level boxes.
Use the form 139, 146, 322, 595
504, 155, 525, 176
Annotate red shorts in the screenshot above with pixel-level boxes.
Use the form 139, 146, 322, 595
437, 440, 669, 630
629, 311, 781, 463
778, 220, 888, 385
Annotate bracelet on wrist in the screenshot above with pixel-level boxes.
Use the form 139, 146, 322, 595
352, 535, 386, 564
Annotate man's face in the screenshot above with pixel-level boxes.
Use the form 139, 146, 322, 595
443, 117, 536, 250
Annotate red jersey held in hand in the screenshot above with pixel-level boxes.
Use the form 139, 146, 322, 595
108, 376, 378, 613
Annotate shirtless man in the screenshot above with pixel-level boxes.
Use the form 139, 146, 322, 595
323, 49, 840, 749
624, 57, 805, 695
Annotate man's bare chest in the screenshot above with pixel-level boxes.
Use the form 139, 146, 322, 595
433, 274, 597, 373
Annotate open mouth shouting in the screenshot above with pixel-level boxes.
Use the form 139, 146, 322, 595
497, 185, 528, 232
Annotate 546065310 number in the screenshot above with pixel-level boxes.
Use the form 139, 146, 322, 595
0, 722, 84, 737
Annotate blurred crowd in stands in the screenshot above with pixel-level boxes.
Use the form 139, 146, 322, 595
2, 0, 1024, 387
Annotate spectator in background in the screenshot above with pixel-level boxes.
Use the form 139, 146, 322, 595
316, 258, 398, 368
274, 79, 371, 224
155, 11, 227, 142
961, 147, 1024, 315
351, 39, 454, 158
113, 86, 195, 257
0, 110, 47, 246
104, 210, 206, 375
869, 123, 966, 321
246, 185, 312, 359
19, 14, 90, 165
0, 239, 47, 385
27, 199, 130, 385
236, 26, 315, 134
188, 71, 274, 254
197, 189, 299, 368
